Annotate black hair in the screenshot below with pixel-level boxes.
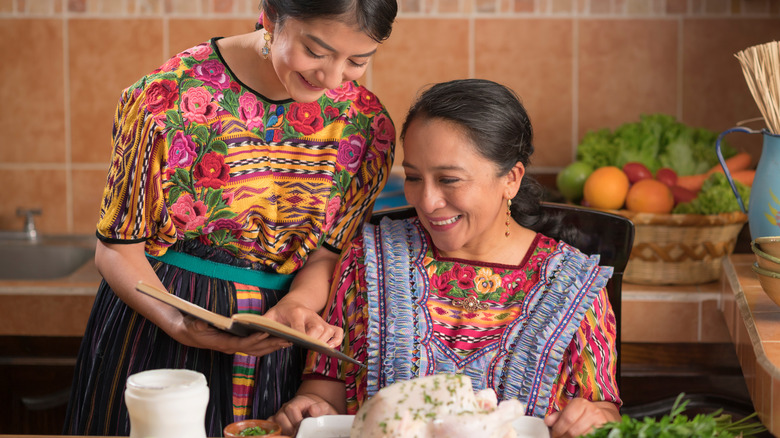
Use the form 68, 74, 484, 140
400, 78, 574, 241
258, 0, 397, 43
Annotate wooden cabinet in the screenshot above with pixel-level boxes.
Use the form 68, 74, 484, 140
0, 336, 82, 435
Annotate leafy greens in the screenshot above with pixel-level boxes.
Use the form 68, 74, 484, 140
576, 114, 736, 176
585, 393, 767, 438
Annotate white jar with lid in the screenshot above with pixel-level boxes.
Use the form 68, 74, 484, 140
124, 368, 209, 438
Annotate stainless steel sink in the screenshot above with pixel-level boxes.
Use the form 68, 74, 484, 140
0, 237, 95, 280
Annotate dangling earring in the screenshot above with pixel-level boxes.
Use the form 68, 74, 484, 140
262, 32, 272, 59
505, 199, 512, 237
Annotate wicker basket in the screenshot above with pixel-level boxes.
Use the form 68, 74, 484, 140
614, 210, 748, 285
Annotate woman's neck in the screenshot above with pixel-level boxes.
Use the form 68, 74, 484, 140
215, 32, 289, 100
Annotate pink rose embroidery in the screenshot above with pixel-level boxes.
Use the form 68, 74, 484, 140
203, 218, 242, 238
189, 44, 213, 61
145, 79, 179, 115
371, 114, 394, 152
181, 87, 218, 124
325, 82, 360, 102
323, 195, 342, 232
191, 60, 230, 90
194, 152, 230, 188
288, 102, 324, 135
168, 132, 198, 168
239, 93, 265, 131
337, 134, 365, 173
171, 193, 208, 231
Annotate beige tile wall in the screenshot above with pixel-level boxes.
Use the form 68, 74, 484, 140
1, 0, 779, 235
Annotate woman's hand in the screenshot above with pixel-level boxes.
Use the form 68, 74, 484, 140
271, 393, 339, 436
544, 399, 620, 438
264, 300, 344, 347
271, 379, 346, 436
175, 317, 292, 356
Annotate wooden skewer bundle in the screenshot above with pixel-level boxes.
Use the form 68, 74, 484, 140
735, 41, 780, 135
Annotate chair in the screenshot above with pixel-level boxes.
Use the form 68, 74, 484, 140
369, 202, 635, 389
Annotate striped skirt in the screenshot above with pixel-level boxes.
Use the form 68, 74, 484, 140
63, 244, 303, 436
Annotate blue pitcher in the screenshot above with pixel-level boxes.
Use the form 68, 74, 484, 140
717, 127, 780, 240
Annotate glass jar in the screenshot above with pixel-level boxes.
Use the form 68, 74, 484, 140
124, 368, 209, 438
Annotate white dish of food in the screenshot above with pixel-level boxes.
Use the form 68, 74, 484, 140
296, 415, 354, 438
295, 414, 549, 438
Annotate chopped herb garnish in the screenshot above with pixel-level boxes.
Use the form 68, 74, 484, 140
238, 425, 270, 436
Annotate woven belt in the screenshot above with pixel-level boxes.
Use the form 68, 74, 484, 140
149, 250, 295, 290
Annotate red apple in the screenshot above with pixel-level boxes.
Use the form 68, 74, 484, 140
655, 167, 678, 187
622, 162, 652, 184
671, 185, 697, 205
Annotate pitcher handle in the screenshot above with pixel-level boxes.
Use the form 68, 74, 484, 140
716, 126, 759, 213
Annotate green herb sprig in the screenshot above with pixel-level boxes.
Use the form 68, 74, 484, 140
238, 425, 271, 436
585, 393, 767, 437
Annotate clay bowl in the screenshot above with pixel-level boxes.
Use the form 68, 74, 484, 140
751, 239, 780, 273
754, 236, 780, 260
751, 262, 780, 308
224, 419, 282, 437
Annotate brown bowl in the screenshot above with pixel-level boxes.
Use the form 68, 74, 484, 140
751, 239, 780, 273
224, 419, 282, 437
754, 236, 780, 259
751, 262, 780, 308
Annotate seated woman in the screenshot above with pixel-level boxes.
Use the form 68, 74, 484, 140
272, 78, 622, 437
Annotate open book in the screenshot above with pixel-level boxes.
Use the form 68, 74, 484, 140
136, 281, 362, 367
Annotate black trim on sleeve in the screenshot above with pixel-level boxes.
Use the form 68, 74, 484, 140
96, 231, 148, 244
322, 242, 341, 254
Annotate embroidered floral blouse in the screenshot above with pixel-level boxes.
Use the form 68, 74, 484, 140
304, 231, 621, 414
96, 38, 395, 274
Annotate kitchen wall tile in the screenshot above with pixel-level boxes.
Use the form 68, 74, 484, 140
0, 169, 67, 234
371, 18, 470, 135
0, 19, 65, 164
168, 18, 255, 57
622, 299, 699, 342
590, 0, 611, 14
72, 168, 107, 234
666, 0, 688, 14
0, 0, 12, 12
743, 0, 770, 15
578, 19, 678, 141
682, 19, 780, 157
513, 0, 534, 13
439, 0, 462, 13
68, 18, 164, 164
475, 18, 574, 166
701, 298, 731, 342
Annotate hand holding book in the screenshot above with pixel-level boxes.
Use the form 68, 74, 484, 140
135, 281, 363, 367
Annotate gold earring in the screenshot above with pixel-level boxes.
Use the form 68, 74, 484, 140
505, 199, 511, 237
262, 32, 272, 59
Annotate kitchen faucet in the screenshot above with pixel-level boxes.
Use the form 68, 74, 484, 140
0, 208, 41, 241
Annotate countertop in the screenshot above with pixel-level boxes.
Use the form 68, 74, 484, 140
721, 253, 780, 436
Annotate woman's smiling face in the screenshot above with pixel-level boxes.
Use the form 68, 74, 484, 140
265, 16, 378, 102
402, 118, 521, 259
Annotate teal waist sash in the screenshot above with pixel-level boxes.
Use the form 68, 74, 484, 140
149, 250, 295, 291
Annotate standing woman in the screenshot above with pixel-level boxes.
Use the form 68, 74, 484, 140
64, 0, 397, 435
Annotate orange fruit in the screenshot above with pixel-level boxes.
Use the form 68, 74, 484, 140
583, 166, 630, 210
625, 179, 675, 213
